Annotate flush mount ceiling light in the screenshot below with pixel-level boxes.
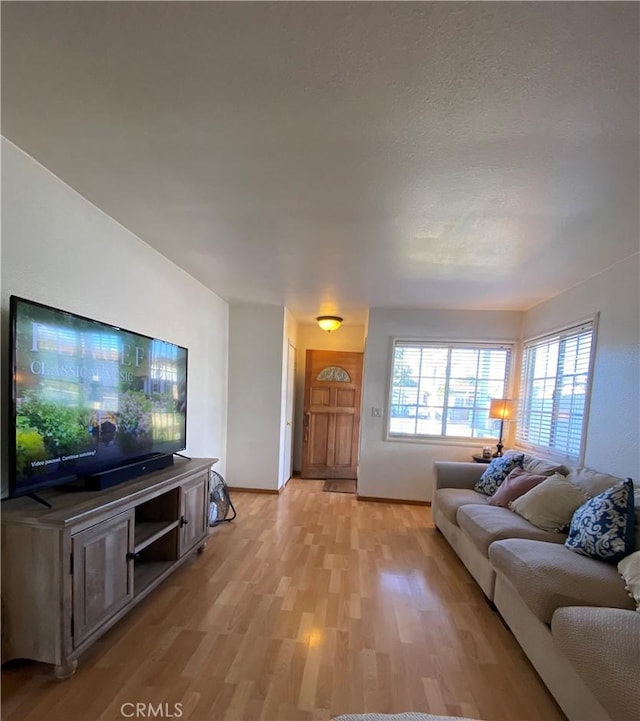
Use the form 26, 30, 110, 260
316, 315, 343, 332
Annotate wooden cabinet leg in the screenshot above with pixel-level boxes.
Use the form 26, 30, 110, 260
54, 659, 78, 679
197, 542, 207, 554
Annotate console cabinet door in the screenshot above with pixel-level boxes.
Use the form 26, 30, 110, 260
72, 510, 135, 646
179, 473, 209, 555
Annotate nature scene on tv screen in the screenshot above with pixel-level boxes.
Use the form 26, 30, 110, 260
13, 300, 187, 487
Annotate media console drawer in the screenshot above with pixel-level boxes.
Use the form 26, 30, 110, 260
1, 457, 215, 679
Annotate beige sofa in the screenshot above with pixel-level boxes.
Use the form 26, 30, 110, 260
432, 457, 640, 721
432, 457, 568, 599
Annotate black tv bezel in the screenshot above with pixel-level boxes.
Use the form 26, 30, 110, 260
8, 295, 189, 498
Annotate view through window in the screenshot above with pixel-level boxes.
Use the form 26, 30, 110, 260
389, 341, 512, 439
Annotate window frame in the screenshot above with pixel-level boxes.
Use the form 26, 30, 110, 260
385, 338, 515, 444
515, 315, 598, 464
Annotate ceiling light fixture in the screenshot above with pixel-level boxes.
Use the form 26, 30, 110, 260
316, 315, 343, 332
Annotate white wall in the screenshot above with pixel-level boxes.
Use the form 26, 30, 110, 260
6, 136, 635, 499
357, 260, 640, 503
521, 256, 640, 480
293, 323, 366, 472
226, 303, 285, 490
0, 139, 229, 494
358, 308, 522, 502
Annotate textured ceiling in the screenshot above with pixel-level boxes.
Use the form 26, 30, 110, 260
2, 2, 638, 325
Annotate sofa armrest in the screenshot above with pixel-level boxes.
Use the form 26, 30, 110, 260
434, 461, 486, 491
551, 606, 640, 721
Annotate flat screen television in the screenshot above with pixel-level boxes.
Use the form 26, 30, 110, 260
9, 296, 188, 498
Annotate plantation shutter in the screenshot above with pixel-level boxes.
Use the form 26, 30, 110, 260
517, 320, 595, 461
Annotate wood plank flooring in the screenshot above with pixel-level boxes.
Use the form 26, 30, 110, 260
1, 479, 565, 721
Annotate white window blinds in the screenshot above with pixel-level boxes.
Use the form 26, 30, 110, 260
389, 341, 512, 439
516, 320, 595, 462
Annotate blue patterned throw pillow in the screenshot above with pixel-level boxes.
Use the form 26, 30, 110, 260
565, 478, 636, 562
474, 453, 525, 496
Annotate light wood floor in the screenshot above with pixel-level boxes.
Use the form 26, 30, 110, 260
2, 479, 565, 721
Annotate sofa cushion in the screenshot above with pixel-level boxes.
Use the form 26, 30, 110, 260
521, 454, 568, 477
551, 606, 640, 721
618, 551, 640, 611
457, 505, 567, 555
474, 453, 524, 496
565, 466, 628, 497
489, 538, 636, 624
433, 488, 488, 525
488, 467, 547, 508
510, 473, 589, 532
565, 478, 636, 562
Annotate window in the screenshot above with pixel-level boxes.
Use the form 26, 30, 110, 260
516, 319, 596, 462
389, 341, 513, 439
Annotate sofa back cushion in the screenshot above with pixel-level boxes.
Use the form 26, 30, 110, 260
521, 455, 568, 477
488, 467, 547, 508
510, 473, 589, 532
566, 466, 627, 497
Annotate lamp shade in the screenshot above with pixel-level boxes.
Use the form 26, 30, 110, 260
316, 315, 343, 332
489, 398, 515, 420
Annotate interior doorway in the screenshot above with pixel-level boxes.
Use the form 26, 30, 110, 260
301, 350, 363, 480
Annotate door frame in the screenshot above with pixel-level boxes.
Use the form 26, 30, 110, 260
279, 341, 296, 489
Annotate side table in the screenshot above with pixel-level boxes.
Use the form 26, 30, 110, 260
472, 454, 492, 464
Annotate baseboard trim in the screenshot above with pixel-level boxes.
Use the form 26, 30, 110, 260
357, 494, 430, 506
227, 487, 279, 495
226, 487, 431, 505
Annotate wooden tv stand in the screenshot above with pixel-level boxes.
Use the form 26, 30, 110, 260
1, 457, 215, 679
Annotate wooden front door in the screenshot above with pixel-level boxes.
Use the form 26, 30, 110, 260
301, 350, 363, 479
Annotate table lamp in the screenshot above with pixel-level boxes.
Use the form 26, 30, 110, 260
489, 398, 515, 457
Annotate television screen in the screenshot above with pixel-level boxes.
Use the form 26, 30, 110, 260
10, 296, 188, 496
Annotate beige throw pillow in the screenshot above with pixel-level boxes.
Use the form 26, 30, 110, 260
510, 473, 589, 532
618, 551, 640, 611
